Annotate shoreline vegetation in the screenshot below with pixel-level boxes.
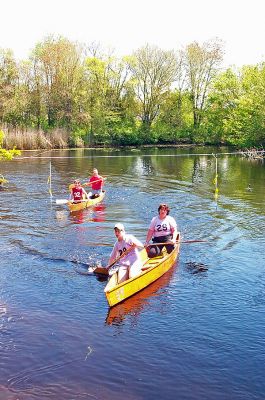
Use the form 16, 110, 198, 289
2, 128, 199, 151
0, 35, 265, 151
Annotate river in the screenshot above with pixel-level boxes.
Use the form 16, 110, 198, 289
0, 146, 265, 399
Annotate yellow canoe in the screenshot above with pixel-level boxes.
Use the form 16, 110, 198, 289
67, 191, 106, 213
104, 233, 180, 307
105, 264, 177, 325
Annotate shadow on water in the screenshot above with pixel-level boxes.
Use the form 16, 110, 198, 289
185, 261, 209, 274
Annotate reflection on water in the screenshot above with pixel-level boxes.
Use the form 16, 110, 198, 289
105, 263, 177, 326
92, 203, 106, 222
1, 146, 265, 400
67, 203, 106, 224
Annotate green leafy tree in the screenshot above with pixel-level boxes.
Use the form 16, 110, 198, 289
205, 64, 265, 146
127, 45, 177, 138
83, 47, 134, 145
152, 90, 193, 143
182, 39, 223, 130
0, 49, 19, 125
204, 68, 241, 143
32, 36, 85, 130
3, 60, 35, 128
238, 64, 265, 146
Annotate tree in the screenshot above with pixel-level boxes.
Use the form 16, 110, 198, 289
127, 45, 177, 135
0, 49, 19, 124
182, 39, 224, 129
83, 47, 133, 144
204, 68, 241, 143
3, 60, 34, 128
31, 36, 85, 130
205, 64, 265, 146
153, 89, 193, 143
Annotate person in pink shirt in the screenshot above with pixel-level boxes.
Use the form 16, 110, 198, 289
85, 168, 104, 198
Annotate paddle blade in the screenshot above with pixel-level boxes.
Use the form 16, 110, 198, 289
93, 266, 109, 275
56, 199, 69, 205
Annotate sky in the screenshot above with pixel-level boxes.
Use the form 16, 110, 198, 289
1, 0, 265, 68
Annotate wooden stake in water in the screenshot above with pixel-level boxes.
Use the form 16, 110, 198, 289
47, 161, 52, 199
212, 154, 219, 204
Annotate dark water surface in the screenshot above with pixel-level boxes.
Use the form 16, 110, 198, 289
0, 147, 265, 399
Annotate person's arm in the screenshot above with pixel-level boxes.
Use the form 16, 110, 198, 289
82, 188, 89, 199
108, 254, 117, 266
130, 236, 144, 248
145, 228, 154, 246
108, 244, 118, 266
170, 217, 178, 242
144, 217, 156, 246
83, 177, 92, 187
171, 228, 177, 242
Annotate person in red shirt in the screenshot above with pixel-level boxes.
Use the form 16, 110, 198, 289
85, 168, 104, 198
70, 180, 89, 203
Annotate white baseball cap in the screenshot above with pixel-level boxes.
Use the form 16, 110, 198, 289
114, 223, 125, 231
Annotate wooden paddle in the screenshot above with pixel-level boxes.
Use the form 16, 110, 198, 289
146, 239, 207, 246
92, 245, 136, 275
56, 198, 90, 205
83, 239, 207, 248
68, 177, 107, 191
56, 199, 71, 205
83, 177, 107, 187
82, 239, 207, 276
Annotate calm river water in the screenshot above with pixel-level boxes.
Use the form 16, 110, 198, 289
0, 146, 265, 400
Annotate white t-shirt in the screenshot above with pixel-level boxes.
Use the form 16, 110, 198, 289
149, 215, 177, 238
110, 234, 141, 267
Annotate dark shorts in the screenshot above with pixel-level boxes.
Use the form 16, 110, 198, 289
147, 235, 174, 258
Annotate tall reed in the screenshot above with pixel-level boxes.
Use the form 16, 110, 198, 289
2, 128, 70, 150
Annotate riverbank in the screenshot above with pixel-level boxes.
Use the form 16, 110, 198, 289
1, 127, 215, 151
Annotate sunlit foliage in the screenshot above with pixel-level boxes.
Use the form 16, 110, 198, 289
0, 37, 264, 148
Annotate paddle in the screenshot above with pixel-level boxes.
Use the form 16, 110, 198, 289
56, 198, 90, 205
56, 199, 70, 205
92, 245, 136, 275
83, 177, 107, 187
78, 239, 207, 276
83, 239, 207, 248
69, 177, 107, 191
146, 239, 207, 246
